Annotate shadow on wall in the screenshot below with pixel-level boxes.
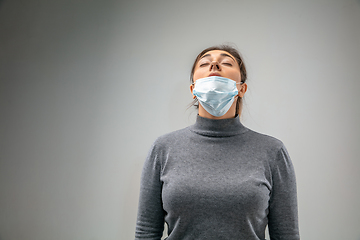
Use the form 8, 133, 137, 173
122, 156, 143, 237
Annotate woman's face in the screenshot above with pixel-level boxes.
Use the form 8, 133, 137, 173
190, 49, 247, 119
192, 50, 241, 83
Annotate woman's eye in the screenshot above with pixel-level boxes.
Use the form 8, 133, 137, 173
199, 63, 209, 67
222, 62, 232, 66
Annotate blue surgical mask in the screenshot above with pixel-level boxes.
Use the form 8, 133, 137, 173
192, 76, 241, 117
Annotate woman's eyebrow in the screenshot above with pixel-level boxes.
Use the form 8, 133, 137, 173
200, 53, 236, 61
220, 53, 236, 61
200, 54, 211, 59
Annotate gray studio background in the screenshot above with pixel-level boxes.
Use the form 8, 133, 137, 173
1, 0, 360, 239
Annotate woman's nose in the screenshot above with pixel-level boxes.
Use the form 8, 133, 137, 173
210, 61, 221, 71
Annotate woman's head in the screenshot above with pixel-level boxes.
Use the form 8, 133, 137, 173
190, 45, 247, 84
190, 45, 248, 118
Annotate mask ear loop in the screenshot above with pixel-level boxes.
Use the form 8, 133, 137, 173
235, 81, 245, 116
235, 81, 244, 105
191, 82, 197, 100
236, 81, 244, 97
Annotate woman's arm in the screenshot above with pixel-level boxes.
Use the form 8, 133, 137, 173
135, 143, 165, 240
268, 146, 300, 240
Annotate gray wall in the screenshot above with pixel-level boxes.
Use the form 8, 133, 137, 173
1, 0, 360, 239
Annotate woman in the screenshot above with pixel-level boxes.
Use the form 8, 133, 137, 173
135, 45, 300, 240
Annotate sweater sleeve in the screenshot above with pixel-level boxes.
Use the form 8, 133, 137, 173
135, 142, 165, 240
268, 146, 300, 240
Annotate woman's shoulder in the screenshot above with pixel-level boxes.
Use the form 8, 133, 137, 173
245, 128, 286, 151
244, 129, 293, 168
152, 126, 191, 147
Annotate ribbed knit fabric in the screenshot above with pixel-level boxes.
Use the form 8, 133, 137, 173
135, 115, 299, 240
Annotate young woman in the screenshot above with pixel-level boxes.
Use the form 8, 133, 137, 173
135, 45, 300, 240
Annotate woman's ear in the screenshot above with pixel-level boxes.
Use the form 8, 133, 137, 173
238, 83, 247, 98
190, 84, 196, 99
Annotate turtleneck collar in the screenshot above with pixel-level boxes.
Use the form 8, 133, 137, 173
189, 115, 248, 137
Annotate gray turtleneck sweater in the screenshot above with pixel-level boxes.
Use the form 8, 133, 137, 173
135, 115, 299, 240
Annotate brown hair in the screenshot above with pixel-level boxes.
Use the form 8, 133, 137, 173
190, 44, 247, 115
